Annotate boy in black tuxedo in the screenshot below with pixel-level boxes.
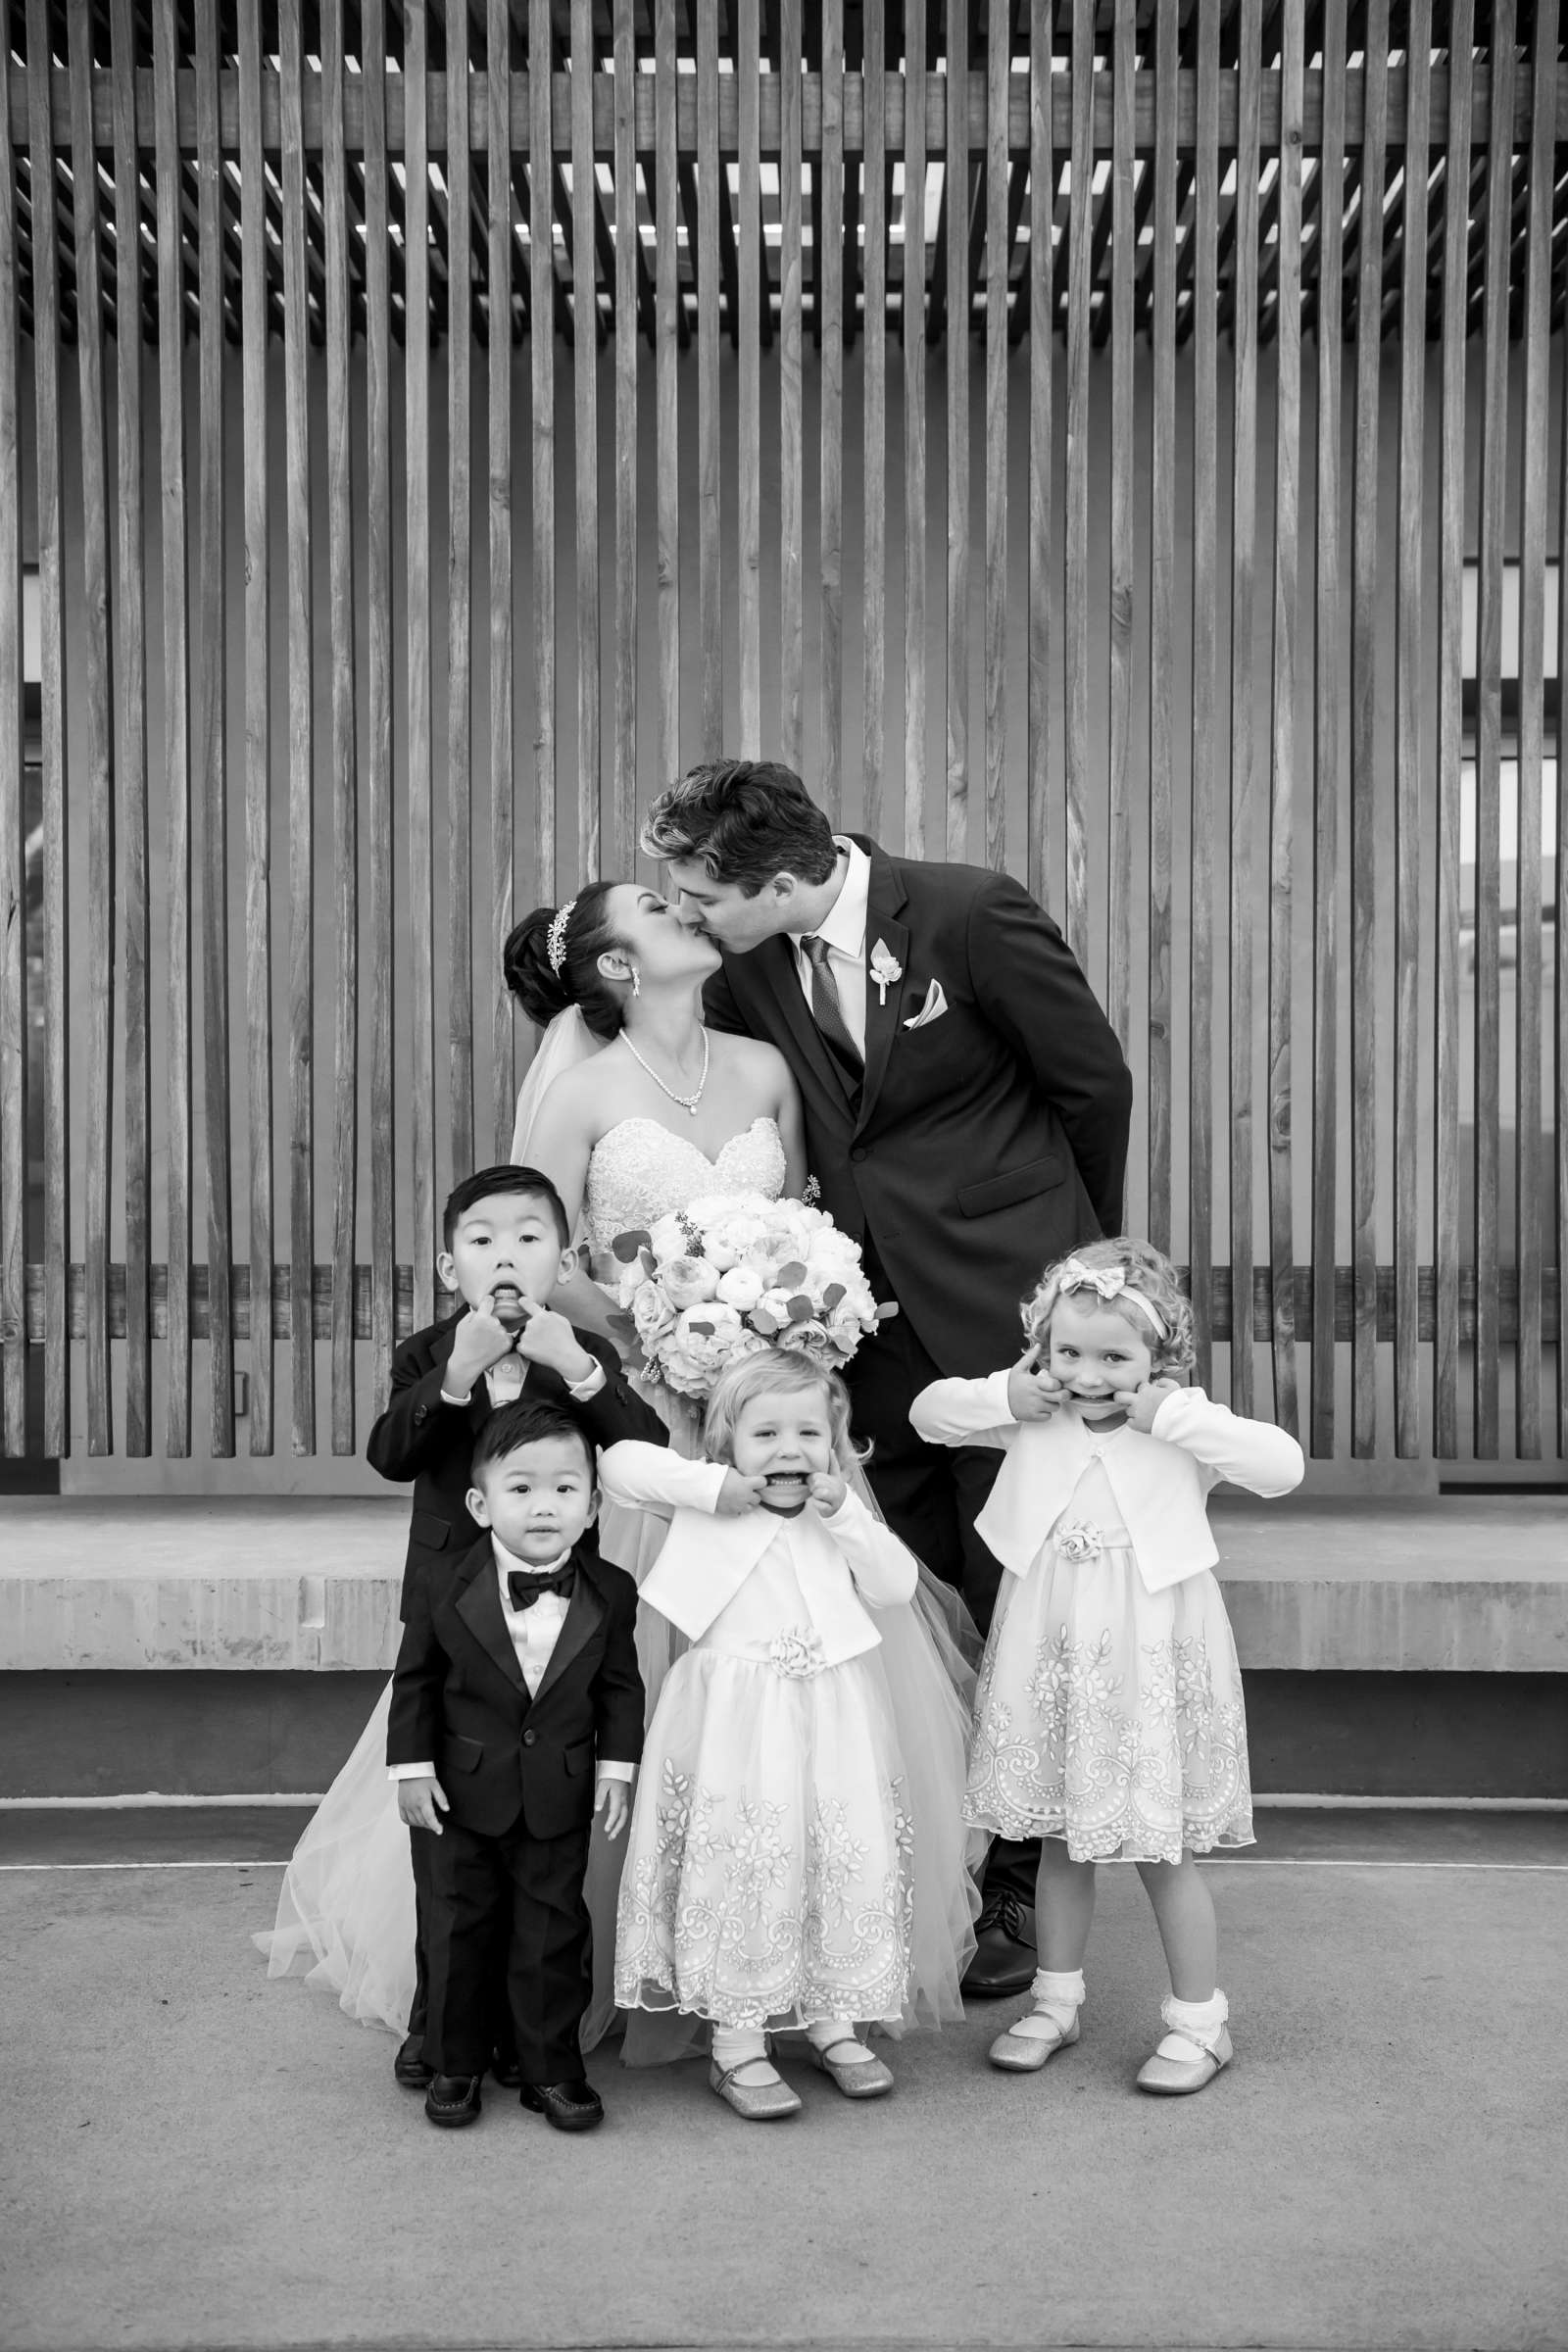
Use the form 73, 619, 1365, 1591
388, 1399, 644, 2132
368, 1163, 664, 2088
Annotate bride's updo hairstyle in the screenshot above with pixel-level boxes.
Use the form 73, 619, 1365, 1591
504, 882, 628, 1043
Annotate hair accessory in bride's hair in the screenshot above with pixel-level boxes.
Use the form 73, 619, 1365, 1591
546, 899, 578, 978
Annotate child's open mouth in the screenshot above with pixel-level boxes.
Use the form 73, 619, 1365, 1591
760, 1470, 809, 1515
491, 1285, 526, 1330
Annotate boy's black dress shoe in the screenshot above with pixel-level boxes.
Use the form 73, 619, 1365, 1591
423, 2074, 483, 2129
394, 2034, 434, 2089
489, 2048, 521, 2089
960, 1893, 1038, 1998
520, 2079, 605, 2132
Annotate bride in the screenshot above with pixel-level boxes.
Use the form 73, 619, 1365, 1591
257, 878, 977, 2052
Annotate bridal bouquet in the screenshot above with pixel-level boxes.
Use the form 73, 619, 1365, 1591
604, 1190, 894, 1399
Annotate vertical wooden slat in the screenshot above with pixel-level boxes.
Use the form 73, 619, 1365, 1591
1147, 0, 1176, 1254
1393, 8, 1432, 1457
612, 0, 637, 865
1310, 0, 1347, 1456
654, 0, 679, 791
738, 0, 762, 760
26, 0, 69, 1457
981, 0, 1006, 876
0, 0, 23, 1451
1227, 0, 1260, 1417
1266, 0, 1302, 1439
194, 0, 232, 1456
152, 0, 189, 1453
819, 0, 844, 820
1473, 9, 1515, 1460
697, 0, 722, 759
324, 0, 358, 1451
1025, 0, 1052, 909
237, 0, 272, 1454
281, 0, 315, 1452
1188, 0, 1218, 1393
1513, 0, 1555, 1458
110, 0, 149, 1458
1062, 0, 1093, 968
944, 0, 968, 859
779, 0, 804, 772
1433, 1, 1472, 1459
903, 0, 927, 856
406, 0, 435, 1327
447, 0, 473, 1178
1104, 0, 1134, 1051
1558, 122, 1568, 1456
570, 0, 600, 880
486, 0, 514, 1152
861, 0, 885, 830
528, 0, 555, 931
364, 0, 395, 1406
68, 0, 115, 1456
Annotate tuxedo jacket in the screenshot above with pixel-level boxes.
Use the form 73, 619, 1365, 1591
909, 1376, 1305, 1593
387, 1534, 645, 1841
703, 836, 1134, 1378
366, 1313, 666, 1612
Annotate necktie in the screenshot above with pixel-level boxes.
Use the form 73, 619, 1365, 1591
506, 1564, 576, 1612
800, 934, 862, 1071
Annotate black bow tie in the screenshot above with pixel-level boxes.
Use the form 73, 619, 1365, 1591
506, 1564, 575, 1612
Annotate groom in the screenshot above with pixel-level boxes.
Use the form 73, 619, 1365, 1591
643, 760, 1133, 1998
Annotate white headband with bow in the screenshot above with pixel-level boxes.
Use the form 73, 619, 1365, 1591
1054, 1257, 1167, 1338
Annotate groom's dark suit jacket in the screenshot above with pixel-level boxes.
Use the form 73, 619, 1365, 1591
367, 1313, 666, 1613
387, 1533, 645, 1840
704, 836, 1133, 1378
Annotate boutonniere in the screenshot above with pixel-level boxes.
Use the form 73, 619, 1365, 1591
868, 938, 903, 1006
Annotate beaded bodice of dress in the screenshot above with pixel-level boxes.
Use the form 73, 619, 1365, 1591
583, 1114, 788, 1268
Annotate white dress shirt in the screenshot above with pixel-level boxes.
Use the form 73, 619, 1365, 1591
440, 1351, 607, 1409
786, 835, 870, 1059
388, 1535, 635, 1785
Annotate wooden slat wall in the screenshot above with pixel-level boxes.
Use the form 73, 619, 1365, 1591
2, 8, 1563, 1471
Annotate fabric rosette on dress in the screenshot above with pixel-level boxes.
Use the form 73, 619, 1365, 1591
962, 1458, 1253, 1866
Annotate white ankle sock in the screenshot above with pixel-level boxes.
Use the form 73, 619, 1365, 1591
1011, 1966, 1085, 2040
1158, 1988, 1229, 2054
806, 2017, 874, 2063
711, 2027, 774, 2080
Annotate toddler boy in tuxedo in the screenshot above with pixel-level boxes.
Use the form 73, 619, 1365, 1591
388, 1398, 645, 2132
368, 1163, 664, 2088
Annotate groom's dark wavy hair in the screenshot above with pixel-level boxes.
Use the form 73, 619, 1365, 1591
641, 760, 838, 896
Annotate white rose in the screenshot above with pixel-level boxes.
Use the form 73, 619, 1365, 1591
648, 1212, 688, 1261
715, 1265, 765, 1311
662, 1256, 720, 1309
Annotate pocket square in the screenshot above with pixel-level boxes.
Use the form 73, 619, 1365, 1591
904, 980, 948, 1030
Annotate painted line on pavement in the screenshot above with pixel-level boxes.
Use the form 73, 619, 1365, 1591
3, 1856, 1568, 1875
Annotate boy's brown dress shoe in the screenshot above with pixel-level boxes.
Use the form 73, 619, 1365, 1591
394, 2034, 434, 2090
423, 2074, 483, 2128
519, 2079, 605, 2132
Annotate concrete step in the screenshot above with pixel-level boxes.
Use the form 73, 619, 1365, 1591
2, 1492, 1564, 1673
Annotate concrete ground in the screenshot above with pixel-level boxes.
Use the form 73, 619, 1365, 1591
4, 1812, 1566, 2352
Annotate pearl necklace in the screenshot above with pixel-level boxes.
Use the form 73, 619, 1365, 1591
621, 1026, 710, 1117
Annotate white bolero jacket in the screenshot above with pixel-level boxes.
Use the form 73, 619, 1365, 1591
908, 1375, 1304, 1596
597, 1442, 919, 1663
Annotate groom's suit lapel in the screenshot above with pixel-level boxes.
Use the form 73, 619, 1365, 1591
854, 844, 909, 1137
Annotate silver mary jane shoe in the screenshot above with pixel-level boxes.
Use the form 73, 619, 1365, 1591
709, 2054, 803, 2122
987, 2008, 1081, 2073
1136, 2020, 1233, 2095
808, 2037, 895, 2099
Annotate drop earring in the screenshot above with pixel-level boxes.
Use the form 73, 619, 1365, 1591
630, 966, 641, 999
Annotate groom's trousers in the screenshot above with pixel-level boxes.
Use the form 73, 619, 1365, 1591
846, 1241, 1039, 1916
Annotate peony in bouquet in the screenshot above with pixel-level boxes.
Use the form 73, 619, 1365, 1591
603, 1190, 895, 1399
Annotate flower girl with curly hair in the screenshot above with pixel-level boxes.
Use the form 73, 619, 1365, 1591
600, 1347, 977, 2120
911, 1237, 1303, 2095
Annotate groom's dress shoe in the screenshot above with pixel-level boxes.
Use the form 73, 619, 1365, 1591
961, 1893, 1038, 1999
520, 2079, 605, 2132
423, 2074, 482, 2129
394, 2034, 434, 2090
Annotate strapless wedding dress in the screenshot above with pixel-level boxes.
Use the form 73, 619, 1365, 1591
256, 1109, 978, 2047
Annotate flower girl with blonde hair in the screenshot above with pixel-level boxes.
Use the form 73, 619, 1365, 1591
601, 1346, 977, 2119
911, 1237, 1303, 2096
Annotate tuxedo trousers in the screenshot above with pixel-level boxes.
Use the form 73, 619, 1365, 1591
424, 1812, 593, 2084
846, 1239, 1039, 1918
407, 1825, 515, 2067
